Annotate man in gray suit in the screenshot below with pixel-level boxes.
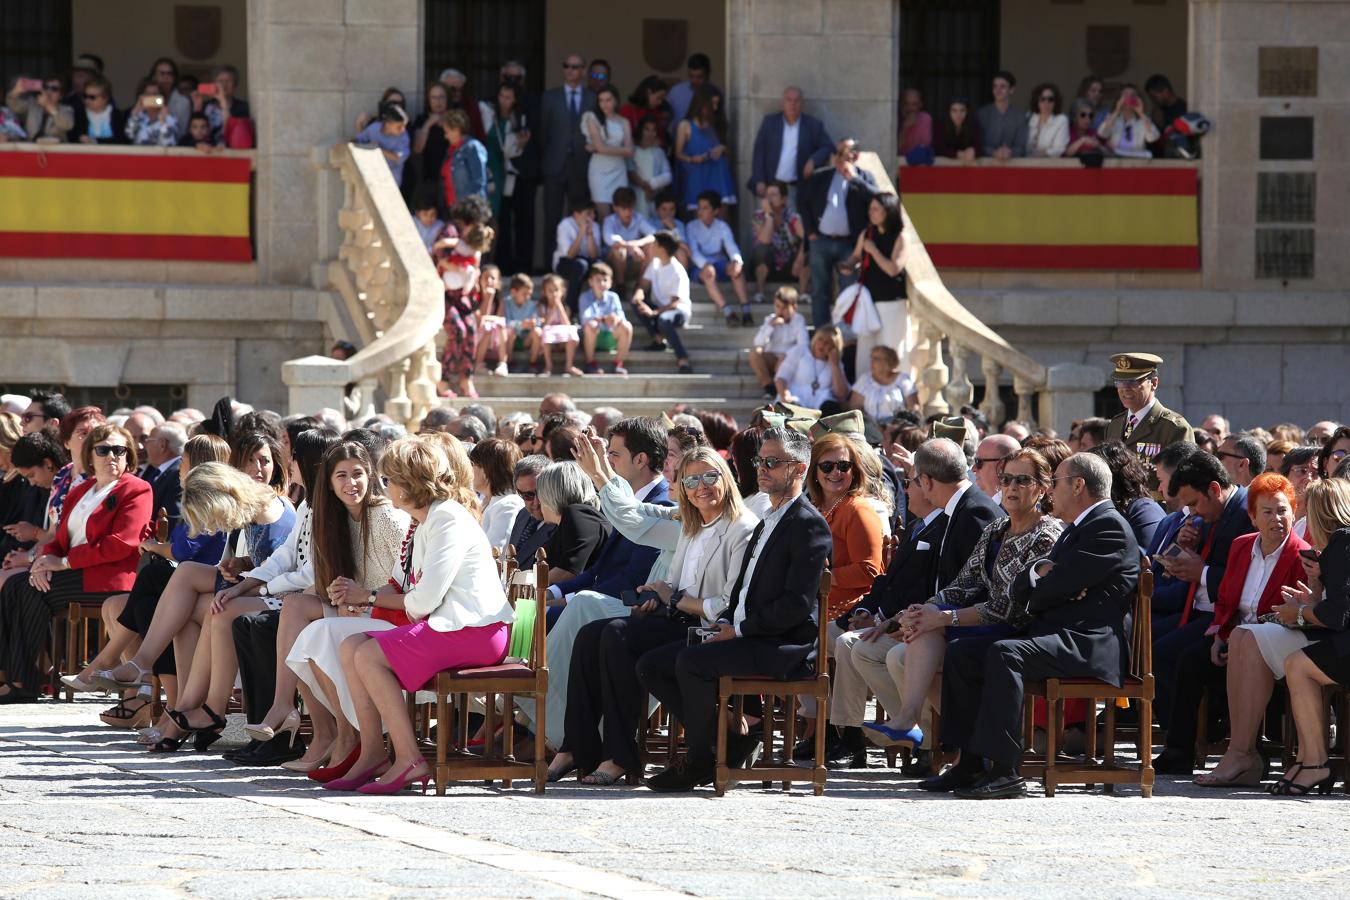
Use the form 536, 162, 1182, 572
540, 52, 597, 262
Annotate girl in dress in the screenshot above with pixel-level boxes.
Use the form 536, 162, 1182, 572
536, 273, 582, 377
472, 265, 509, 376
438, 223, 495, 399
628, 116, 672, 219
675, 88, 736, 214
581, 85, 633, 217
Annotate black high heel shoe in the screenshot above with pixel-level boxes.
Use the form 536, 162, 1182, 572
1266, 762, 1303, 794
192, 704, 228, 753
1272, 763, 1335, 796
148, 710, 195, 754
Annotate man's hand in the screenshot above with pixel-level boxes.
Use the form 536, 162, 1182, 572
1176, 521, 1201, 551
802, 159, 816, 179
3, 521, 39, 542
848, 608, 875, 631
706, 622, 737, 642
1034, 561, 1055, 579
1160, 549, 1203, 584
886, 442, 915, 475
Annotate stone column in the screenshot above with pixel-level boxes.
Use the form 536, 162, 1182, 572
727, 0, 900, 196
1039, 363, 1104, 440
249, 0, 423, 286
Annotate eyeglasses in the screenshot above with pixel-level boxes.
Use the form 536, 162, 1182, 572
1050, 474, 1082, 484
84, 93, 102, 101
816, 460, 853, 475
518, 489, 538, 501
752, 456, 792, 470
1215, 451, 1248, 462
681, 471, 723, 490
1113, 379, 1149, 389
971, 456, 1007, 470
1289, 465, 1315, 478
44, 83, 61, 92
998, 473, 1038, 488
898, 476, 911, 489
20, 412, 45, 423
93, 445, 129, 458
1038, 95, 1055, 102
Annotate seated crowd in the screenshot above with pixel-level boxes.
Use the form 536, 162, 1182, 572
2, 375, 1346, 799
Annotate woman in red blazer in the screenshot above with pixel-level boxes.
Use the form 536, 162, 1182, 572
0, 422, 151, 702
1192, 472, 1309, 786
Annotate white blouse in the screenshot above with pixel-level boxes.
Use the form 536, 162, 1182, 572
65, 480, 118, 549
675, 519, 720, 594
403, 499, 513, 632
851, 371, 915, 422
777, 344, 838, 409
1237, 537, 1287, 623
480, 493, 526, 556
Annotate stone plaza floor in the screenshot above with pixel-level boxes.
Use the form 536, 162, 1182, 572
3, 699, 1349, 899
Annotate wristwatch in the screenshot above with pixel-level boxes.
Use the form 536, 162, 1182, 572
948, 609, 960, 628
1297, 605, 1307, 627
258, 583, 271, 598
367, 591, 378, 608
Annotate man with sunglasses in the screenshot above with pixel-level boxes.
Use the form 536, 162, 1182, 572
505, 454, 555, 567
640, 427, 832, 791
1102, 352, 1192, 482
19, 391, 69, 437
540, 53, 597, 262
1216, 433, 1266, 487
972, 433, 1021, 504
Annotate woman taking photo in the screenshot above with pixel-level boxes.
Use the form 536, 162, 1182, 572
241, 442, 408, 772
325, 438, 513, 794
1264, 479, 1350, 795
1096, 85, 1158, 159
0, 423, 152, 703
469, 438, 524, 555
550, 447, 758, 785
581, 85, 634, 218
844, 192, 909, 369
866, 449, 1062, 746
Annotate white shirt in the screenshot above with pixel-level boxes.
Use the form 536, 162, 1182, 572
723, 492, 799, 633
753, 311, 809, 356
1124, 398, 1156, 435
66, 480, 119, 549
564, 85, 583, 115
1026, 113, 1069, 157
1238, 536, 1287, 623
553, 216, 602, 270
850, 371, 915, 422
676, 519, 720, 594
774, 117, 801, 182
481, 492, 526, 556
632, 474, 664, 503
685, 217, 743, 268
642, 257, 691, 318
776, 344, 838, 409
817, 171, 851, 237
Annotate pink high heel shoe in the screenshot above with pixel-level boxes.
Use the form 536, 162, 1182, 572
356, 762, 431, 795
321, 760, 390, 791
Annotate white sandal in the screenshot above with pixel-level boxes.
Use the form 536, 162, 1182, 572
90, 660, 150, 692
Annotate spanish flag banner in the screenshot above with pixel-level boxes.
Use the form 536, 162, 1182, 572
0, 151, 252, 261
901, 166, 1199, 270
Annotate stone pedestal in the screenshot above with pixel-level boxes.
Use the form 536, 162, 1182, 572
1039, 363, 1104, 439
281, 354, 352, 417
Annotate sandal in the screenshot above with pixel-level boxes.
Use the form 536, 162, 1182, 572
100, 697, 154, 730
90, 660, 150, 693
1266, 762, 1303, 794
1272, 763, 1335, 796
579, 769, 625, 786
545, 764, 576, 783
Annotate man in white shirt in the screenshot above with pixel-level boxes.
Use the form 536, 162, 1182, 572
747, 87, 834, 204
685, 191, 752, 325
632, 231, 694, 373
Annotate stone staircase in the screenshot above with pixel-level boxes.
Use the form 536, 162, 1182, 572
445, 285, 775, 423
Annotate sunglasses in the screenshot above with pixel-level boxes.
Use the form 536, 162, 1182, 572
971, 456, 1007, 470
94, 444, 129, 458
44, 83, 61, 91
1333, 449, 1349, 461
518, 489, 538, 501
591, 72, 608, 80
816, 460, 853, 475
998, 473, 1038, 488
681, 471, 723, 490
563, 63, 584, 70
752, 455, 792, 470
1215, 451, 1248, 462
1289, 465, 1316, 478
20, 412, 45, 423
84, 93, 103, 101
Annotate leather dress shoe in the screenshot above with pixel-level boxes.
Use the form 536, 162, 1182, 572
793, 735, 839, 761
900, 749, 933, 777
727, 733, 763, 769
955, 772, 1028, 800
1152, 748, 1195, 776
825, 746, 869, 770
223, 739, 263, 763
918, 765, 983, 793
644, 757, 715, 792
232, 733, 306, 767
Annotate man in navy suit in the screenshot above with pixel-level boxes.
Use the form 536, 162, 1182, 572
1152, 451, 1254, 774
747, 87, 834, 202
143, 422, 186, 532
520, 416, 673, 747
539, 52, 597, 263
1146, 441, 1202, 633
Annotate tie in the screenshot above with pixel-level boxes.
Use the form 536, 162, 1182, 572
726, 518, 768, 620
569, 88, 579, 118
1180, 525, 1217, 625
1123, 415, 1138, 441
519, 516, 538, 544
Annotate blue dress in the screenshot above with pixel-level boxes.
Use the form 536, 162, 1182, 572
679, 121, 736, 210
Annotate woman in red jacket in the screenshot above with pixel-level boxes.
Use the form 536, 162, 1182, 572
0, 422, 151, 703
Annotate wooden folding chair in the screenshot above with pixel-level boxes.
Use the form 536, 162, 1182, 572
430, 553, 550, 794
713, 570, 832, 796
1024, 568, 1155, 797
51, 601, 107, 701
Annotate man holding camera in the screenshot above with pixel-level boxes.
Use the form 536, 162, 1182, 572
637, 427, 832, 792
797, 138, 877, 329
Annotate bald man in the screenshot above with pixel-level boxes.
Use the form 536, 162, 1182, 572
973, 434, 1021, 502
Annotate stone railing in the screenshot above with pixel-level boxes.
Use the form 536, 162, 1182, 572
282, 143, 443, 425
857, 153, 1099, 435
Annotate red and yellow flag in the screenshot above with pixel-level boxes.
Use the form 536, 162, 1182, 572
901, 166, 1199, 269
0, 151, 252, 261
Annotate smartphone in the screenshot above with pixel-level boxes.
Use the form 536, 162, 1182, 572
18, 78, 44, 93
142, 94, 165, 108
1299, 549, 1321, 563
1159, 542, 1184, 559
197, 83, 218, 97
620, 589, 641, 607
687, 626, 719, 646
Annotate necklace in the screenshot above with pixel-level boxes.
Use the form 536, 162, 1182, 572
823, 493, 847, 518
810, 356, 829, 392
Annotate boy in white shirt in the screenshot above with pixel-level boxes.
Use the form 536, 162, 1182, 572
632, 231, 694, 374
578, 262, 634, 376
685, 190, 752, 326
602, 187, 655, 293
748, 286, 810, 399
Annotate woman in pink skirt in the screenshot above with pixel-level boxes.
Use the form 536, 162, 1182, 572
324, 437, 513, 794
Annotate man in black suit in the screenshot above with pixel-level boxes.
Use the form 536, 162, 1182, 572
796, 138, 877, 327
1151, 451, 1254, 774
143, 422, 186, 533
927, 452, 1140, 799
914, 437, 1003, 594
539, 52, 596, 263
637, 427, 832, 791
506, 454, 555, 566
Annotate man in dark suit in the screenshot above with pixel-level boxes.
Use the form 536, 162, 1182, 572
143, 423, 185, 533
1146, 441, 1202, 630
506, 454, 555, 566
914, 437, 1003, 595
796, 138, 877, 327
638, 427, 832, 791
747, 87, 835, 201
1151, 451, 1254, 774
926, 452, 1140, 798
539, 52, 596, 263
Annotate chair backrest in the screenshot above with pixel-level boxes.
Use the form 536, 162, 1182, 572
1130, 563, 1154, 680
502, 543, 518, 591
529, 547, 549, 672
814, 568, 833, 677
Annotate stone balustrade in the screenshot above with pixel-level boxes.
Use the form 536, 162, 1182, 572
282, 143, 443, 426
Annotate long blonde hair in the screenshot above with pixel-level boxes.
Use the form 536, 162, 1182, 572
675, 447, 744, 537
181, 461, 279, 536
418, 431, 481, 520
1304, 479, 1350, 550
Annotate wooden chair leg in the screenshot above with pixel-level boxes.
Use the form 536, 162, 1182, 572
1103, 698, 1118, 794
813, 677, 829, 796
760, 693, 775, 788
1139, 697, 1155, 798
502, 691, 515, 790
1044, 684, 1060, 798
1084, 698, 1098, 791
534, 672, 548, 794
714, 681, 730, 797
435, 689, 450, 796
784, 697, 799, 793
483, 691, 498, 785
1195, 690, 1210, 768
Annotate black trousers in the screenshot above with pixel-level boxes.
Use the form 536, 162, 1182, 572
1153, 611, 1214, 730
636, 633, 812, 766
0, 569, 111, 690
496, 177, 538, 274
116, 560, 176, 676
941, 632, 1114, 769
561, 612, 690, 773
1162, 634, 1228, 753
232, 609, 280, 722
543, 154, 590, 262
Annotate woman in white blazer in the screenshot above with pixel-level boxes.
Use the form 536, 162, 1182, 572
1026, 82, 1069, 158
325, 438, 513, 795
548, 447, 760, 785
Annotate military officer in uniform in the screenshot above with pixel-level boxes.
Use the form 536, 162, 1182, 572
1103, 352, 1192, 476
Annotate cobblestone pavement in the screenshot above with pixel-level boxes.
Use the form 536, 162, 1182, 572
4, 700, 1350, 899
